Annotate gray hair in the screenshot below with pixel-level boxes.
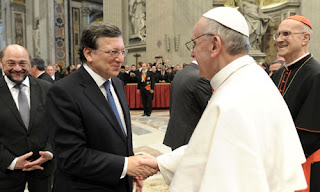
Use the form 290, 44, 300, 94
78, 22, 122, 62
202, 18, 250, 55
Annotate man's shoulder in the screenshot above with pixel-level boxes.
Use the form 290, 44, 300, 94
31, 76, 52, 89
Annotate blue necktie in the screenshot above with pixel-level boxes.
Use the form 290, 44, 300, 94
104, 80, 126, 136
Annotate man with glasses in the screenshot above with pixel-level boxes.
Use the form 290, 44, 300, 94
46, 22, 157, 192
272, 15, 320, 192
139, 7, 306, 191
0, 44, 53, 192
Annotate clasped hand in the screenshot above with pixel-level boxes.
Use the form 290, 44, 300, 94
127, 155, 159, 180
15, 151, 52, 171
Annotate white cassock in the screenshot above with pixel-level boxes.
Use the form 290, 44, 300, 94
158, 55, 307, 192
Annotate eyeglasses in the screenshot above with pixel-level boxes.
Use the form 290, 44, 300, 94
3, 61, 29, 68
273, 31, 306, 40
96, 49, 128, 58
185, 34, 215, 52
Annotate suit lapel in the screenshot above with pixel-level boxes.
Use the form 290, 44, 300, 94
0, 77, 27, 130
28, 77, 40, 131
80, 69, 127, 142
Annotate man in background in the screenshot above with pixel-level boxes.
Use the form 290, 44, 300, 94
137, 62, 155, 116
163, 58, 212, 150
30, 57, 54, 83
45, 65, 56, 81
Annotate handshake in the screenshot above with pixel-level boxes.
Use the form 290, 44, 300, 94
127, 155, 159, 180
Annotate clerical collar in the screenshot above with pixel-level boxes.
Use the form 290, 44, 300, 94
285, 53, 312, 71
285, 52, 310, 67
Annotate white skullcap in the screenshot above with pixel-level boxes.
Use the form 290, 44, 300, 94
203, 7, 249, 37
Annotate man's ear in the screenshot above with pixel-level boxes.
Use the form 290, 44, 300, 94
211, 36, 222, 58
83, 48, 94, 63
302, 32, 311, 46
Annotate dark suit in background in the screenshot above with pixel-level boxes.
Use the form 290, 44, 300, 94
0, 76, 53, 192
138, 69, 155, 116
158, 70, 170, 83
163, 62, 212, 150
38, 72, 54, 84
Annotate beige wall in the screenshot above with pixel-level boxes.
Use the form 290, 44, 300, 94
301, 0, 320, 61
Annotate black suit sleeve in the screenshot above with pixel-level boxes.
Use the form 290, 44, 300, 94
0, 144, 16, 171
46, 86, 125, 185
194, 78, 212, 112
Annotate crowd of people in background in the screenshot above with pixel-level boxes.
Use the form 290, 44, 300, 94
117, 59, 184, 85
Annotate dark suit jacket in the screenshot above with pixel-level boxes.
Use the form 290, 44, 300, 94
151, 72, 160, 83
46, 66, 134, 192
0, 76, 53, 176
163, 63, 212, 150
159, 70, 170, 82
128, 70, 138, 83
38, 72, 54, 84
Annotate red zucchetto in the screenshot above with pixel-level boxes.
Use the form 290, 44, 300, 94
285, 15, 312, 29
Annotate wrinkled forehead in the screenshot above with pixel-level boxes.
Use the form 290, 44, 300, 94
278, 19, 303, 32
3, 46, 30, 62
192, 17, 206, 38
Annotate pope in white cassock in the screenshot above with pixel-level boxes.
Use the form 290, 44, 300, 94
140, 7, 307, 192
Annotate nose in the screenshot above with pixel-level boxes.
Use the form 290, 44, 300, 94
13, 64, 22, 71
115, 54, 125, 63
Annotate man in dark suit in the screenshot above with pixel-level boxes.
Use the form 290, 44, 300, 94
30, 57, 54, 83
0, 44, 53, 192
163, 59, 212, 150
137, 63, 155, 116
151, 65, 160, 83
158, 65, 169, 83
46, 22, 156, 192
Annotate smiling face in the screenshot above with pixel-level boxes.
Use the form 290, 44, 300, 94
84, 36, 125, 80
0, 45, 31, 84
276, 19, 310, 63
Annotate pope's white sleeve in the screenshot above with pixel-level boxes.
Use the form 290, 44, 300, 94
157, 145, 187, 185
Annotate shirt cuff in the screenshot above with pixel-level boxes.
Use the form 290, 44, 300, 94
121, 157, 128, 179
46, 151, 54, 159
7, 157, 18, 170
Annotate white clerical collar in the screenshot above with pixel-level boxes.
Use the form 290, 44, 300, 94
210, 55, 255, 91
83, 63, 110, 88
285, 52, 310, 67
5, 75, 30, 89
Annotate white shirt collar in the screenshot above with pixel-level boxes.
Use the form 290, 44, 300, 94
4, 75, 30, 89
83, 63, 111, 87
210, 55, 256, 91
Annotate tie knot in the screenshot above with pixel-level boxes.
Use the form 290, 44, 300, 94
104, 80, 110, 91
15, 83, 23, 90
